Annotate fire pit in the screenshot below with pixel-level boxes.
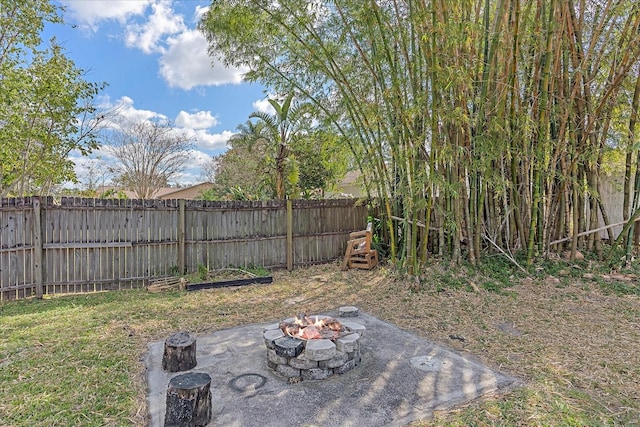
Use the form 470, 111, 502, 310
263, 313, 366, 382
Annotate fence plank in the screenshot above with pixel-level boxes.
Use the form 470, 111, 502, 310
33, 199, 43, 298
0, 198, 368, 300
287, 200, 293, 271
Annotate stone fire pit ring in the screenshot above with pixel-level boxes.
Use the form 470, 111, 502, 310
263, 315, 366, 382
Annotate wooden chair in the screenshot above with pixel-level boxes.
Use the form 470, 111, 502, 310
341, 222, 378, 270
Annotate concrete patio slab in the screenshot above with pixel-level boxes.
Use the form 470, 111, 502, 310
145, 310, 518, 427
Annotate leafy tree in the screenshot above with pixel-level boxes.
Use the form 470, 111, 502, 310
102, 119, 194, 199
201, 117, 349, 201
294, 130, 349, 198
201, 120, 273, 200
248, 93, 314, 199
200, 0, 640, 274
0, 0, 105, 197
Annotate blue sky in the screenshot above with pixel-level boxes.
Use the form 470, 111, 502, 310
48, 0, 274, 187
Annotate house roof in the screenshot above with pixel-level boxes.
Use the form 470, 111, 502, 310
96, 182, 213, 200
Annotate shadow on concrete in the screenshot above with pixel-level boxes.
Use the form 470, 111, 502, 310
146, 311, 519, 427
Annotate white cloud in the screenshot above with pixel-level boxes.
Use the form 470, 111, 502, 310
187, 149, 212, 167
252, 97, 276, 115
189, 130, 235, 151
68, 146, 118, 186
175, 110, 218, 129
102, 96, 167, 125
172, 149, 215, 185
60, 0, 153, 29
99, 96, 231, 152
72, 153, 106, 174
124, 1, 185, 54
193, 5, 210, 22
159, 29, 247, 89
63, 1, 247, 91
71, 114, 233, 186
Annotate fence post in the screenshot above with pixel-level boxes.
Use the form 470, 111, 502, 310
178, 199, 186, 274
287, 199, 293, 271
33, 197, 44, 299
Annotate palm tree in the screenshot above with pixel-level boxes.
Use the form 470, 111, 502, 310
249, 93, 312, 199
209, 119, 273, 199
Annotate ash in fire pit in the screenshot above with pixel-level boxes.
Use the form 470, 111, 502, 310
263, 313, 366, 382
281, 313, 348, 340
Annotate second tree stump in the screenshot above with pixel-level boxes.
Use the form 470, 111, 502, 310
164, 372, 212, 427
162, 331, 197, 372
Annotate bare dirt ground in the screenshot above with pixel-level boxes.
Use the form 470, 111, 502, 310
259, 262, 639, 425
4, 259, 638, 426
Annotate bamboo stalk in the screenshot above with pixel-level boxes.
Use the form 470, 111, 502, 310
549, 219, 640, 246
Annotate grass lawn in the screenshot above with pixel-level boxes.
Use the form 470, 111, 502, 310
1, 260, 639, 426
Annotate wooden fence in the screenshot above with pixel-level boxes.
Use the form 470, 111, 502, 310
0, 197, 369, 301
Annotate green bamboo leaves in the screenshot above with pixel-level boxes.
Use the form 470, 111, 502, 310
200, 0, 640, 270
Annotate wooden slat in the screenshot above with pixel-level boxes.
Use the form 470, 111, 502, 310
43, 242, 133, 249
0, 197, 367, 300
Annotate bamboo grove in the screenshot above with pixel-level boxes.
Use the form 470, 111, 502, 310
200, 0, 640, 273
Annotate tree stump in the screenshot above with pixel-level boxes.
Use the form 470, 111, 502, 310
162, 331, 197, 372
164, 372, 212, 427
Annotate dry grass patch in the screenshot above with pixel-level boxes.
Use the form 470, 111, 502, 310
1, 261, 638, 426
